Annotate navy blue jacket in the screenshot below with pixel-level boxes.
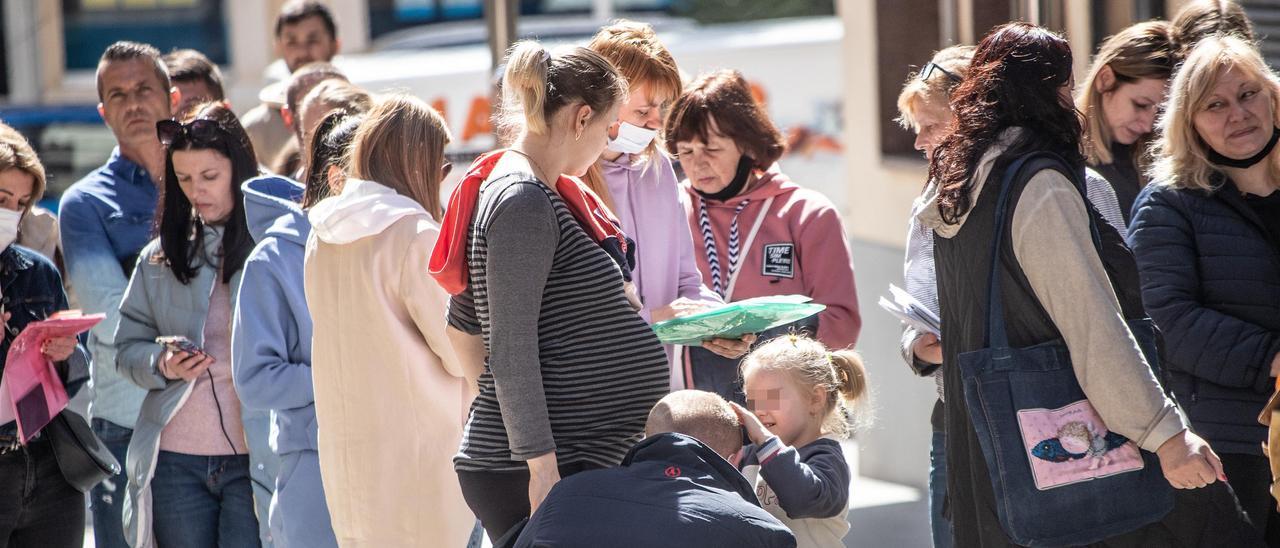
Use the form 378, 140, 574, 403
1128, 180, 1280, 455
515, 433, 796, 548
0, 244, 89, 438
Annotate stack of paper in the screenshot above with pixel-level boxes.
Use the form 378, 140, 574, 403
878, 284, 941, 337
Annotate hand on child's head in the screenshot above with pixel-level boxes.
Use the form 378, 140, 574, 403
730, 401, 772, 446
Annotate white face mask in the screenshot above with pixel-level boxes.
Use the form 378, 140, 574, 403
0, 208, 20, 250
607, 122, 659, 155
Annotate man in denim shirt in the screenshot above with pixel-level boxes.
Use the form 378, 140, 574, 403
58, 41, 176, 548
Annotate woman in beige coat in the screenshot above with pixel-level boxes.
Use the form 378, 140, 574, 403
303, 94, 478, 547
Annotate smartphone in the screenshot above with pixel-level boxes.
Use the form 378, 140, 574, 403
155, 336, 204, 355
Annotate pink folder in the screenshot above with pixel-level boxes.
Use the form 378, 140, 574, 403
0, 311, 103, 443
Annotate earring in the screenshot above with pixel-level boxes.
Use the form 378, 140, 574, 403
575, 131, 582, 142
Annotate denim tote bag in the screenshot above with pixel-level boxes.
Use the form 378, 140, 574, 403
956, 152, 1174, 547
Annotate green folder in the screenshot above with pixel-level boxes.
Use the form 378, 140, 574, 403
651, 295, 826, 345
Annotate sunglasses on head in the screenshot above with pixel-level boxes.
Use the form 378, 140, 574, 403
156, 119, 223, 148
920, 62, 963, 85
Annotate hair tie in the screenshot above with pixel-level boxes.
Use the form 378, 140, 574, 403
540, 49, 552, 67
829, 353, 850, 388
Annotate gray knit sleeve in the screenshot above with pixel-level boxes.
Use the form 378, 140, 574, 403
483, 182, 562, 460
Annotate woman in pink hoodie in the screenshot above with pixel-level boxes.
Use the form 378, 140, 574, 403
664, 69, 862, 403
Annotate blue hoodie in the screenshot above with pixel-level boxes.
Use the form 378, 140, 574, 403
232, 176, 315, 455
234, 175, 338, 548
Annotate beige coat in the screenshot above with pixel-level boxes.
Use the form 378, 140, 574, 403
303, 178, 476, 547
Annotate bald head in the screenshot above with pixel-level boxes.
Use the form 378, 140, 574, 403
646, 390, 743, 459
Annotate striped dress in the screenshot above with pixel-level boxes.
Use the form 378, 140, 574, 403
449, 173, 669, 472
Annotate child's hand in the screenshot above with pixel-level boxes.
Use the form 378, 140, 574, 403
730, 401, 774, 447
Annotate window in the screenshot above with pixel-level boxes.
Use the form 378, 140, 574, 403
62, 0, 227, 70
367, 0, 830, 40
877, 0, 1083, 158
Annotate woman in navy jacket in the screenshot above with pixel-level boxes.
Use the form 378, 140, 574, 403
1130, 35, 1280, 543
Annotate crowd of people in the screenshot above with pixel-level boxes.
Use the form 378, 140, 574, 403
0, 0, 1276, 547
894, 1, 1280, 547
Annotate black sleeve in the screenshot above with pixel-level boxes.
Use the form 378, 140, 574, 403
758, 441, 851, 519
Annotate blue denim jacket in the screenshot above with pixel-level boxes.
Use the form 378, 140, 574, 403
0, 244, 90, 438
58, 147, 157, 429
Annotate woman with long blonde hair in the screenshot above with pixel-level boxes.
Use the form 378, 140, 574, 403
1075, 21, 1175, 224
1130, 35, 1280, 543
302, 94, 475, 547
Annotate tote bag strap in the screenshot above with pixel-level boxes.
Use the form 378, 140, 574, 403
984, 151, 1100, 350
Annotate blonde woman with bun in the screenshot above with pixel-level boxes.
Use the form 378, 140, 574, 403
430, 40, 668, 541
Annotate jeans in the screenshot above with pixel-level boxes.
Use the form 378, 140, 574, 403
91, 418, 132, 548
150, 451, 261, 548
0, 438, 85, 548
928, 429, 953, 548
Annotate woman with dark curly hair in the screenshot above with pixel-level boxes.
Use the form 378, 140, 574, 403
920, 22, 1256, 546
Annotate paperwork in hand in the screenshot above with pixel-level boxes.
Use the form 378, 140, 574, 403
651, 294, 826, 346
878, 284, 941, 338
0, 311, 102, 443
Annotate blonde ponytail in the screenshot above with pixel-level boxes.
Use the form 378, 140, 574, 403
497, 40, 627, 141
830, 350, 867, 404
502, 41, 551, 135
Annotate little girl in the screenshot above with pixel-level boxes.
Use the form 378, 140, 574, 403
731, 334, 868, 548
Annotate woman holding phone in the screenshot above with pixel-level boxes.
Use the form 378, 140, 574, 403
115, 102, 262, 548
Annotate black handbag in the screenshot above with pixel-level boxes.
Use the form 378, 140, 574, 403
46, 410, 120, 493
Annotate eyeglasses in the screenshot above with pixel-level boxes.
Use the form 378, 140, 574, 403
920, 62, 962, 85
156, 119, 224, 148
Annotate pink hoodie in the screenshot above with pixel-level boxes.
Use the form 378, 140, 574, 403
682, 169, 861, 350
